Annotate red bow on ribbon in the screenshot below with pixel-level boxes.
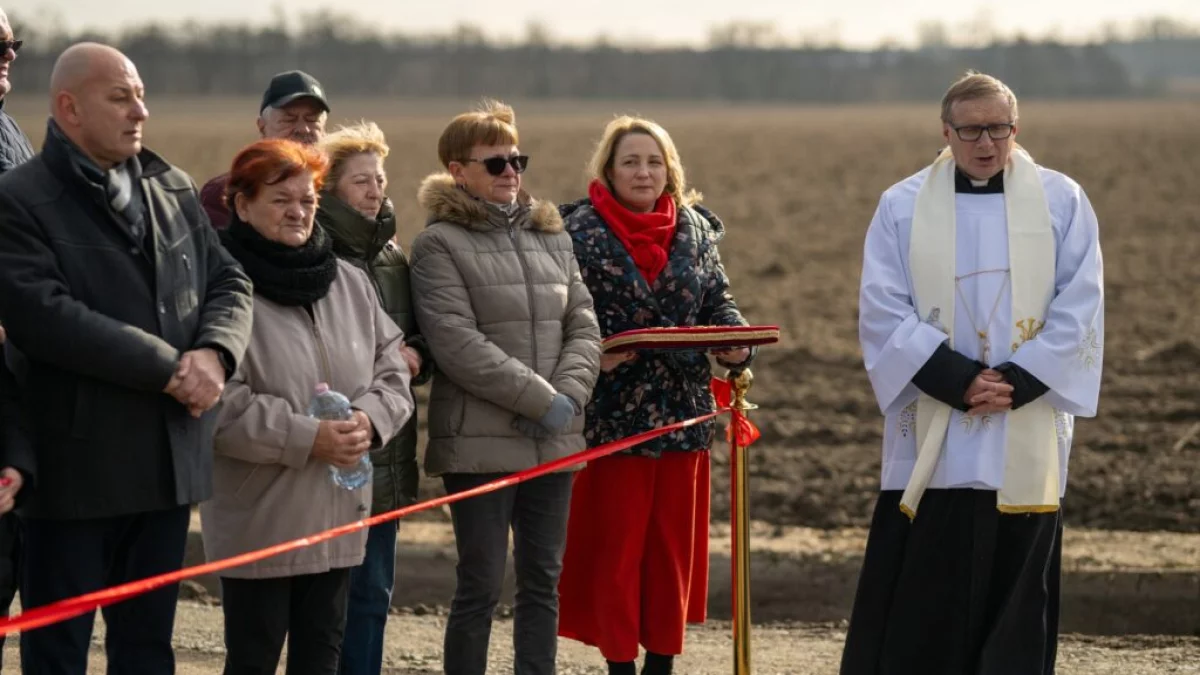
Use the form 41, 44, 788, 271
710, 377, 761, 447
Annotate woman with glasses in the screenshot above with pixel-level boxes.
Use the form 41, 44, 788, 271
0, 15, 33, 176
408, 98, 601, 675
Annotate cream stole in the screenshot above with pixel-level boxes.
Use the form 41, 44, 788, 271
901, 146, 1060, 518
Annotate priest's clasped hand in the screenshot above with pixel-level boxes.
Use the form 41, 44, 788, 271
964, 369, 1013, 416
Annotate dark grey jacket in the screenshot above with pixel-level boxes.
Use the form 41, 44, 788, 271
0, 122, 254, 520
0, 100, 34, 506
0, 102, 34, 173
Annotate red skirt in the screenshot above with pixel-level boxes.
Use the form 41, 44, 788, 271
557, 451, 710, 662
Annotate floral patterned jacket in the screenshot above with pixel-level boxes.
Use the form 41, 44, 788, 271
560, 198, 751, 458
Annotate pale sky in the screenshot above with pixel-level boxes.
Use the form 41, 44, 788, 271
4, 0, 1198, 48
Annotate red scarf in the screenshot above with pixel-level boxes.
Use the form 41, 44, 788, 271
589, 179, 677, 284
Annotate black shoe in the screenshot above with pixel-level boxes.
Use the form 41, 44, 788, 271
642, 652, 674, 675
608, 660, 637, 675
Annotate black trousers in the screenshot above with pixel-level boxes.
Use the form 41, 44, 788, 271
840, 489, 1063, 675
220, 569, 351, 675
19, 505, 191, 675
441, 472, 573, 675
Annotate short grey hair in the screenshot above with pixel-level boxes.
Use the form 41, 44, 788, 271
940, 70, 1019, 123
259, 103, 328, 121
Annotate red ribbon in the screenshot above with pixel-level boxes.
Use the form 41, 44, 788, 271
0, 409, 729, 636
710, 377, 761, 447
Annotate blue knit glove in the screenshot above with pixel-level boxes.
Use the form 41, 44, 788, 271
537, 393, 578, 435
512, 415, 551, 440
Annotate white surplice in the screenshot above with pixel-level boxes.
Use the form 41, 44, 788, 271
859, 164, 1104, 495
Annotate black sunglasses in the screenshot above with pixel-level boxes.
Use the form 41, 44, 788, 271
466, 154, 529, 176
0, 40, 22, 55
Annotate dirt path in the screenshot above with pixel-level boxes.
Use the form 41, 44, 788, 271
4, 607, 1197, 674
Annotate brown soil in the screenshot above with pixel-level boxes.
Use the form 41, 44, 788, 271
353, 99, 1198, 535
6, 97, 1196, 533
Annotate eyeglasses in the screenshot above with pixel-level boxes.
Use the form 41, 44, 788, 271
0, 40, 22, 55
466, 155, 529, 176
951, 123, 1014, 142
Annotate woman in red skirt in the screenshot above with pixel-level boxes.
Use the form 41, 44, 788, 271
556, 116, 755, 675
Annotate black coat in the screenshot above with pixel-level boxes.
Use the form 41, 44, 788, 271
0, 124, 254, 520
0, 101, 34, 507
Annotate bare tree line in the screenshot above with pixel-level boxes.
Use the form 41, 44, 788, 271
6, 10, 1197, 101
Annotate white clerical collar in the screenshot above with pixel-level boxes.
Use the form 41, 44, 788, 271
955, 168, 1005, 194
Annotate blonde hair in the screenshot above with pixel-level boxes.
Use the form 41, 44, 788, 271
587, 116, 700, 207
437, 98, 519, 168
940, 70, 1019, 124
318, 121, 390, 188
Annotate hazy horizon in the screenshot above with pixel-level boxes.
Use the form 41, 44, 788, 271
3, 0, 1199, 48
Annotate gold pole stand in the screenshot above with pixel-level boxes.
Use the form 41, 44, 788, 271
728, 369, 757, 675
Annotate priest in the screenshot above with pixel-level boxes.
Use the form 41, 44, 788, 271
841, 71, 1104, 675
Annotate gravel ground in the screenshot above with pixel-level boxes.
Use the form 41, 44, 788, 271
4, 605, 1197, 674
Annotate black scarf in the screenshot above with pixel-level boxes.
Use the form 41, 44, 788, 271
220, 213, 338, 306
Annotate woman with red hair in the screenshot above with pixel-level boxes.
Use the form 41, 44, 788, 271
199, 139, 415, 675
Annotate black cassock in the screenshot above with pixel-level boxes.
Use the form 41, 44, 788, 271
840, 488, 1063, 675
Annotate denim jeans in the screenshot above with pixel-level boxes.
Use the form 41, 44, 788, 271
338, 520, 399, 675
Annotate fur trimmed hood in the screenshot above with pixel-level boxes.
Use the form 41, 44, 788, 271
417, 173, 564, 234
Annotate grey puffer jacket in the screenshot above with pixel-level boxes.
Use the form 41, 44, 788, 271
409, 174, 601, 477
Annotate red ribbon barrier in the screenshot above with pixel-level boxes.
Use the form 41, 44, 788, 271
0, 409, 730, 636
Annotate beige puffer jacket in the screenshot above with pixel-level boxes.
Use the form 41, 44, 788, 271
410, 174, 601, 476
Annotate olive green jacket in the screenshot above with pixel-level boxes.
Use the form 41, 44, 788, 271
317, 194, 432, 513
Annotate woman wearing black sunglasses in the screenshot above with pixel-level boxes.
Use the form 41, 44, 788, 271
408, 99, 601, 675
0, 9, 33, 177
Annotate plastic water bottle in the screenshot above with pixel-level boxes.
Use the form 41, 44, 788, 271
307, 382, 372, 491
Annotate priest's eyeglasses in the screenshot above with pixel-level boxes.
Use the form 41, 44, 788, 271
951, 123, 1015, 142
